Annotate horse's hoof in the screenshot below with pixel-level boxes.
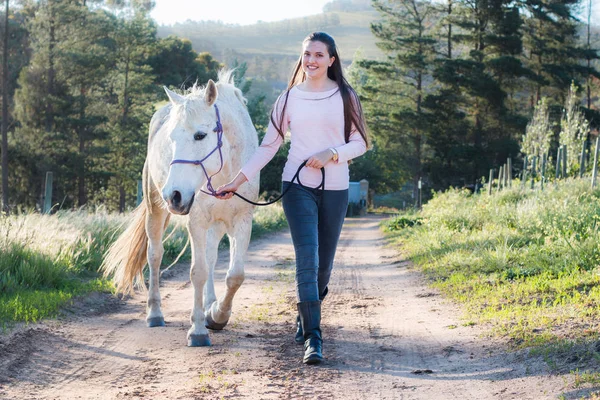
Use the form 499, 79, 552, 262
147, 317, 166, 327
187, 334, 211, 347
205, 313, 228, 330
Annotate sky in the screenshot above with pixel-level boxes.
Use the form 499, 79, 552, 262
150, 0, 332, 26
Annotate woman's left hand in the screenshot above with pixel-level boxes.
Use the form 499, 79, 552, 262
306, 149, 333, 169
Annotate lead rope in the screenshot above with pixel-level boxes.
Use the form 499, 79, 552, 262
226, 160, 325, 206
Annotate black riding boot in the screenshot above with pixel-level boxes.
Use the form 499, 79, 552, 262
297, 301, 323, 365
295, 315, 304, 344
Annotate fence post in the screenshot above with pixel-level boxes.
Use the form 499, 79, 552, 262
592, 137, 600, 189
562, 145, 568, 178
137, 180, 143, 206
417, 179, 422, 209
43, 172, 53, 214
579, 140, 587, 178
488, 169, 494, 195
541, 153, 547, 191
555, 146, 562, 179
507, 158, 512, 187
498, 166, 504, 192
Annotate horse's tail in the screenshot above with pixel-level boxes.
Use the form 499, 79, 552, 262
101, 203, 149, 294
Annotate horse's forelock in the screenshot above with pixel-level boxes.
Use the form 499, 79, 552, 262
168, 70, 246, 123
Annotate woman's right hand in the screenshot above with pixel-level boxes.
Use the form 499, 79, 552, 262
215, 172, 248, 200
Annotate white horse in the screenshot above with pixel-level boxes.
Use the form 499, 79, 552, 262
102, 70, 259, 347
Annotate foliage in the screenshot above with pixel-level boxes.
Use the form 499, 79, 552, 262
383, 213, 422, 231
387, 179, 600, 348
6, 0, 223, 212
346, 0, 599, 196
559, 82, 590, 171
522, 98, 553, 159
147, 35, 221, 88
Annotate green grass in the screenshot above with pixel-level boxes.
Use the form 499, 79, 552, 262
250, 203, 288, 238
0, 204, 287, 328
0, 210, 125, 327
384, 178, 600, 351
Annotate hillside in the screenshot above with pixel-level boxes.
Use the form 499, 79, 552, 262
157, 11, 384, 88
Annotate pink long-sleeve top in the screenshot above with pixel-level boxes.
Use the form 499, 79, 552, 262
240, 86, 367, 190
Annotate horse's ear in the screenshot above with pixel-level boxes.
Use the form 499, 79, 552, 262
164, 86, 184, 105
205, 79, 218, 107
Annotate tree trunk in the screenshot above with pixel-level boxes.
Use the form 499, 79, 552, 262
119, 184, 126, 213
1, 0, 9, 213
447, 0, 452, 59
122, 54, 130, 125
78, 93, 86, 207
46, 0, 56, 132
587, 0, 591, 110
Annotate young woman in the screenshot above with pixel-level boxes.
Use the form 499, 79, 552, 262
216, 32, 368, 365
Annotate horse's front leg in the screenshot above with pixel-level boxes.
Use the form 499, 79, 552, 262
206, 213, 252, 330
187, 223, 211, 347
146, 207, 170, 327
203, 223, 226, 316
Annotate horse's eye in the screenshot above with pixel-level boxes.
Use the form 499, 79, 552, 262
194, 132, 207, 141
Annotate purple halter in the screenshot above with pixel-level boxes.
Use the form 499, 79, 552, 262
169, 104, 224, 196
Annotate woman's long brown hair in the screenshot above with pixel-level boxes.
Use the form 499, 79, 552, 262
270, 32, 368, 147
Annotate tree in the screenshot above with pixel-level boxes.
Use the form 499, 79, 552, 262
349, 56, 412, 193
147, 35, 220, 88
101, 11, 156, 212
13, 0, 84, 208
522, 98, 552, 159
2, 0, 9, 212
559, 82, 589, 171
366, 0, 438, 199
521, 0, 599, 104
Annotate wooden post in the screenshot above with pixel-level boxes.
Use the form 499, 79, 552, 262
43, 172, 53, 214
562, 145, 568, 178
592, 137, 600, 189
507, 158, 512, 187
555, 146, 562, 179
488, 169, 494, 195
137, 180, 143, 206
503, 164, 508, 188
580, 140, 587, 178
498, 166, 504, 192
531, 156, 537, 190
418, 179, 422, 209
541, 153, 547, 191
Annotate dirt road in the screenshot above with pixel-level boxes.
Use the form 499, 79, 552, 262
0, 215, 579, 399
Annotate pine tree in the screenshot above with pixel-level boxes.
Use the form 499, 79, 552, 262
100, 10, 156, 212
148, 35, 220, 88
367, 0, 438, 199
521, 0, 600, 105
1, 0, 29, 211
13, 0, 87, 208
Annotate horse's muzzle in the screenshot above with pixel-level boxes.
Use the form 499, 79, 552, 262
166, 190, 195, 215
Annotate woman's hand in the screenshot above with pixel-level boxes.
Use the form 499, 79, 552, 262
306, 149, 334, 169
215, 172, 248, 200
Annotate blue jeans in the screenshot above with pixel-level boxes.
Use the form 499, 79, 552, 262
282, 181, 349, 303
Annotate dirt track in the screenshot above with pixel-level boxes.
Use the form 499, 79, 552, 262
0, 214, 582, 399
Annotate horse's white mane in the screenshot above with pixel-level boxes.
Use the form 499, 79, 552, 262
186, 69, 247, 106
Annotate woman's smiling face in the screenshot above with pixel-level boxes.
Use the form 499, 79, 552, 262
301, 40, 335, 80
